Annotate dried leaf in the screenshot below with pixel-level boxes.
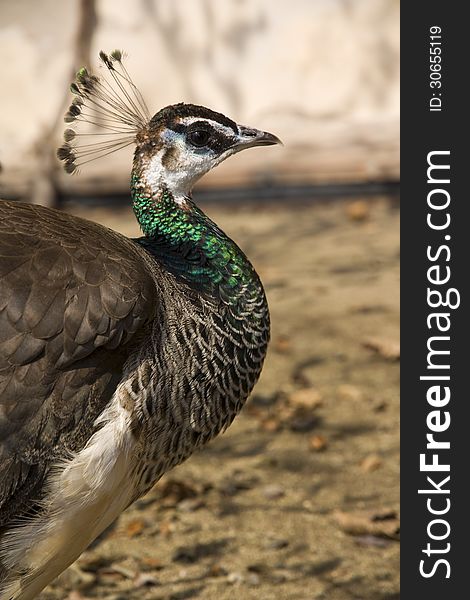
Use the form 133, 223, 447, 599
336, 384, 363, 402
273, 335, 292, 353
360, 454, 383, 472
154, 478, 200, 507
259, 417, 282, 432
334, 508, 400, 540
345, 200, 370, 222
141, 557, 164, 571
125, 518, 145, 537
309, 434, 328, 452
207, 563, 228, 577
363, 337, 400, 360
160, 520, 174, 537
288, 387, 322, 409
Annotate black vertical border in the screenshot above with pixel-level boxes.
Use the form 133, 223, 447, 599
401, 4, 468, 598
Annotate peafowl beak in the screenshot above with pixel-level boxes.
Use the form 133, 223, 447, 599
233, 126, 283, 151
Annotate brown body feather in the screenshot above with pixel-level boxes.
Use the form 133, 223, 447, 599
0, 199, 156, 530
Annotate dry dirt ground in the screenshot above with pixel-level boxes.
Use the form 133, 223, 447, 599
40, 196, 400, 600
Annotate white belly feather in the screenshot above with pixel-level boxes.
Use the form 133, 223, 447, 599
0, 388, 137, 600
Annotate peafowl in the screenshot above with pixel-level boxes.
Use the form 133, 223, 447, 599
0, 50, 281, 599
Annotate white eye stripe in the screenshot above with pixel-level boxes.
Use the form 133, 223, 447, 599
176, 117, 236, 138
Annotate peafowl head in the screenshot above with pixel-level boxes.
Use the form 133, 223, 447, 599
57, 50, 281, 198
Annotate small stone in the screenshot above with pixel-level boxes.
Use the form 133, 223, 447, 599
354, 535, 391, 548
177, 498, 205, 512
227, 571, 245, 584
308, 434, 328, 452
264, 538, 289, 550
302, 499, 314, 511
134, 573, 160, 587
263, 484, 285, 500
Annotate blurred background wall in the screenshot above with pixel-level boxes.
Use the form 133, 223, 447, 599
0, 0, 399, 204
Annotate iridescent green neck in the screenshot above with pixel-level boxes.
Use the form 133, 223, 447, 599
131, 171, 257, 290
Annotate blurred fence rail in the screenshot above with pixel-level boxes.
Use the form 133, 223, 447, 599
0, 0, 399, 205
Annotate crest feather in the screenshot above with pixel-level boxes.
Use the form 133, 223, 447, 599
57, 50, 150, 174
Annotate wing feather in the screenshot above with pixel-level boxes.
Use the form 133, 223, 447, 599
0, 199, 158, 527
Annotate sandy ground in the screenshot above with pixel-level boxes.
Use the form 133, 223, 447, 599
39, 196, 399, 600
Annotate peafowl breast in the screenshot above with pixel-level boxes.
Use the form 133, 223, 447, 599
0, 50, 281, 599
